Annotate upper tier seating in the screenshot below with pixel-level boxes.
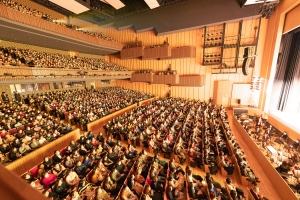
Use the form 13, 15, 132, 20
0, 0, 118, 43
0, 47, 129, 71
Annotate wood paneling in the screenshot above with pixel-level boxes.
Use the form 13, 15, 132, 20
142, 46, 171, 59
121, 47, 144, 59
160, 46, 196, 60
283, 3, 300, 33
104, 20, 262, 100
116, 80, 169, 97
213, 80, 233, 107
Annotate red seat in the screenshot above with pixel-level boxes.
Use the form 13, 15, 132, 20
0, 131, 7, 138
29, 166, 39, 177
8, 128, 17, 135
60, 148, 67, 156
17, 125, 25, 130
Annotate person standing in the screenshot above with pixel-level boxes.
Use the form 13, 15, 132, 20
1, 92, 9, 102
14, 91, 22, 102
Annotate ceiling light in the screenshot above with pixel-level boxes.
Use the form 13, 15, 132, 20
144, 0, 160, 9
49, 0, 90, 14
103, 0, 125, 10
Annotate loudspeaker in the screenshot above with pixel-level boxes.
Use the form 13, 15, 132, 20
237, 99, 241, 104
243, 47, 249, 58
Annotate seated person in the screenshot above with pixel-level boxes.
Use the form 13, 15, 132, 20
41, 172, 57, 186
107, 148, 119, 163
276, 161, 290, 173
188, 182, 207, 200
103, 154, 114, 169
65, 170, 80, 186
90, 168, 105, 185
128, 174, 144, 197
110, 168, 125, 183
64, 156, 75, 168
75, 161, 89, 176
43, 156, 54, 171
0, 152, 9, 164
8, 147, 21, 161
19, 142, 32, 155
103, 176, 119, 195
54, 179, 69, 198
30, 181, 44, 191
79, 144, 88, 156
226, 178, 245, 199
12, 138, 22, 148
30, 138, 40, 149
120, 185, 139, 200
37, 164, 45, 179
0, 144, 12, 154
22, 173, 36, 183
95, 187, 110, 200
52, 163, 66, 178
53, 150, 63, 163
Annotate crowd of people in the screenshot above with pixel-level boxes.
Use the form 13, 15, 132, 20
21, 132, 177, 200
0, 0, 118, 42
22, 87, 154, 131
0, 46, 129, 71
1, 86, 271, 200
104, 97, 268, 200
0, 96, 73, 164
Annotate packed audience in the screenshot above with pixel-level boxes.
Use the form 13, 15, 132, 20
0, 96, 73, 164
2, 89, 273, 199
23, 87, 154, 131
0, 0, 118, 42
0, 46, 129, 71
21, 135, 141, 199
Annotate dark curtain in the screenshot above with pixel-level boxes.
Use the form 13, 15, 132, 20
274, 27, 300, 112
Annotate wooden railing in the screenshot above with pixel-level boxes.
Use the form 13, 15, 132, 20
160, 46, 196, 60
176, 75, 205, 86
87, 97, 156, 135
142, 46, 171, 59
152, 74, 179, 85
120, 46, 144, 59
0, 66, 133, 81
131, 73, 153, 83
0, 4, 124, 50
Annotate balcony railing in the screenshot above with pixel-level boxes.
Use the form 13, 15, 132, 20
0, 4, 124, 50
0, 66, 133, 82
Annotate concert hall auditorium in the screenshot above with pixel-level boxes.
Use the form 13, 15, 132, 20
0, 0, 299, 199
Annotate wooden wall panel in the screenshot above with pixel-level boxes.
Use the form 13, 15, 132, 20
103, 19, 260, 101
116, 80, 169, 97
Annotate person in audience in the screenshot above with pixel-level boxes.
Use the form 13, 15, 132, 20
75, 161, 89, 176
41, 172, 57, 186
226, 178, 245, 199
30, 138, 40, 149
52, 163, 66, 178
65, 170, 80, 186
54, 178, 69, 198
120, 185, 139, 200
95, 187, 110, 200
43, 156, 54, 171
8, 147, 21, 161
18, 142, 32, 155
